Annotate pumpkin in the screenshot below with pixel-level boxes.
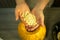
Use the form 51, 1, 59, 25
18, 22, 46, 40
18, 11, 46, 40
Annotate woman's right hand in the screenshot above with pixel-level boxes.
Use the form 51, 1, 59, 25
15, 3, 30, 21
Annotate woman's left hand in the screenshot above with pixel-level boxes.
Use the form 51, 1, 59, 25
25, 7, 45, 32
32, 7, 44, 26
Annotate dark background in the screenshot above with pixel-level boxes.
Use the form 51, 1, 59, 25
0, 0, 60, 8
52, 0, 60, 7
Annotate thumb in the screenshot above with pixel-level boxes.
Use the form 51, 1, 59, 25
40, 18, 45, 26
15, 9, 20, 21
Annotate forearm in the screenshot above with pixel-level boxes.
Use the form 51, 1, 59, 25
35, 0, 49, 11
15, 0, 26, 5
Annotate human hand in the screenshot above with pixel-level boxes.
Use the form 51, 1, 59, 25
15, 3, 37, 32
32, 7, 44, 26
15, 3, 44, 32
15, 3, 30, 21
25, 7, 45, 32
27, 8, 44, 31
32, 8, 44, 26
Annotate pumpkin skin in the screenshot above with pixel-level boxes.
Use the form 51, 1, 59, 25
18, 22, 46, 40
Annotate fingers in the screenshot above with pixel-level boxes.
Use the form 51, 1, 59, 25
25, 24, 39, 32
40, 16, 45, 26
15, 8, 20, 21
41, 19, 44, 26
31, 10, 45, 26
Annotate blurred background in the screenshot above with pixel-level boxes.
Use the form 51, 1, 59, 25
0, 0, 60, 40
0, 0, 60, 8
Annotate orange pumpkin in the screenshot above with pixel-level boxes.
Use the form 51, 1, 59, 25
18, 22, 46, 40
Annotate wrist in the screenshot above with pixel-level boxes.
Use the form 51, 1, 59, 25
34, 7, 43, 12
16, 0, 26, 5
16, 2, 26, 5
34, 5, 44, 11
16, 2, 28, 7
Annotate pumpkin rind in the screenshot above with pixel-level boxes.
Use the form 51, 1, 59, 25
18, 22, 46, 40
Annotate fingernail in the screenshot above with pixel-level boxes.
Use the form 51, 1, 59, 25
16, 18, 18, 21
16, 18, 17, 21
